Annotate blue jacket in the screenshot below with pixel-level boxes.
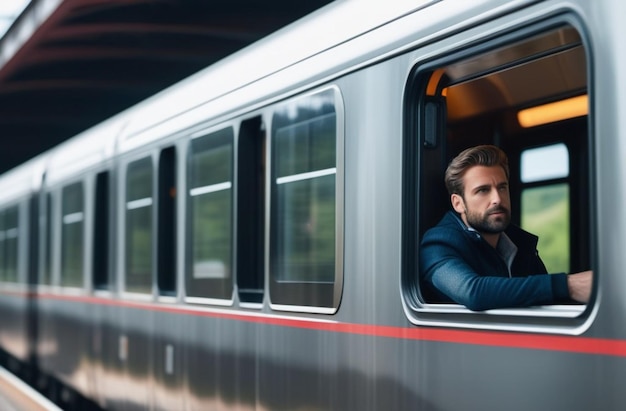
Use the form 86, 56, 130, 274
419, 211, 571, 311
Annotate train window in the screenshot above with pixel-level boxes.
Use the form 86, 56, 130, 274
61, 182, 84, 288
403, 20, 593, 328
269, 88, 344, 312
0, 206, 19, 283
520, 144, 570, 273
28, 194, 39, 287
125, 157, 154, 294
93, 171, 109, 290
41, 192, 53, 285
237, 116, 265, 305
157, 146, 177, 296
186, 127, 234, 302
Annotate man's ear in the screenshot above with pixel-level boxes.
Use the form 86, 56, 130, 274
451, 194, 465, 214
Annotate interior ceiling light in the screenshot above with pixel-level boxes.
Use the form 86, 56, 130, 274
518, 94, 588, 128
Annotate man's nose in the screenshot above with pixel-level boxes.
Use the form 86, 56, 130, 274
490, 189, 501, 204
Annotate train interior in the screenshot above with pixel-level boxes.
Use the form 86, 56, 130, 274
409, 22, 591, 303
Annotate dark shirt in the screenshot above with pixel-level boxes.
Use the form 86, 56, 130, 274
419, 211, 571, 311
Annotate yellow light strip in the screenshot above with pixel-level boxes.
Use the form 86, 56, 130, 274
518, 94, 588, 128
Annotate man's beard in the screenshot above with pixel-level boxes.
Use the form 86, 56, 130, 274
465, 205, 511, 234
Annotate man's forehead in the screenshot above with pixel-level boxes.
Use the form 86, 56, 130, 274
463, 165, 508, 185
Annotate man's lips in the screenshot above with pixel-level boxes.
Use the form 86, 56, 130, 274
487, 207, 508, 216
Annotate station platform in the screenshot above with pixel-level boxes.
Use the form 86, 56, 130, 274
0, 366, 61, 411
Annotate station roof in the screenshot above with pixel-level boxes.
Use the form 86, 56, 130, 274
0, 0, 332, 174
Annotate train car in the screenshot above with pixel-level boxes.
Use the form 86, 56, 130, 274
0, 157, 44, 382
0, 0, 625, 409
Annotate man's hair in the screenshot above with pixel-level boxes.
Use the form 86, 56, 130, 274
444, 145, 509, 196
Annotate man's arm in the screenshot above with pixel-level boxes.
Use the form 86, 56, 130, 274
422, 255, 564, 311
420, 228, 571, 310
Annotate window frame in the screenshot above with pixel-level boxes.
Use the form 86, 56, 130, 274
519, 143, 572, 275
185, 126, 235, 304
60, 181, 85, 289
0, 205, 20, 284
401, 14, 596, 333
123, 156, 155, 296
268, 86, 345, 314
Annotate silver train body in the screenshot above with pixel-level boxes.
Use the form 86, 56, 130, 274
0, 0, 625, 409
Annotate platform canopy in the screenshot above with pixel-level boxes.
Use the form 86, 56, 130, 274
0, 0, 332, 174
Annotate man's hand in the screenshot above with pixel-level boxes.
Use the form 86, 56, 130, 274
567, 270, 593, 303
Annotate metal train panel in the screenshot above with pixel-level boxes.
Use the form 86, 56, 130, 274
1, 0, 626, 410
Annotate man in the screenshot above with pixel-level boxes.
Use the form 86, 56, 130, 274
419, 145, 592, 311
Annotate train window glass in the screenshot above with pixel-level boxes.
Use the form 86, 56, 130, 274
6, 207, 18, 283
0, 206, 19, 282
186, 127, 233, 301
93, 171, 109, 290
158, 146, 177, 296
521, 144, 569, 183
403, 21, 592, 327
61, 182, 84, 288
522, 184, 570, 273
28, 195, 39, 286
26, 194, 41, 285
269, 88, 343, 312
237, 116, 265, 304
42, 192, 53, 285
520, 144, 570, 273
125, 157, 154, 294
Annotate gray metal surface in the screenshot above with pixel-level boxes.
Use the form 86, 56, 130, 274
1, 0, 626, 410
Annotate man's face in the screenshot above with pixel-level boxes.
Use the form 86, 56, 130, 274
452, 165, 511, 234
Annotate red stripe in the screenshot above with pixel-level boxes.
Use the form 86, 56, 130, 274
5, 290, 626, 358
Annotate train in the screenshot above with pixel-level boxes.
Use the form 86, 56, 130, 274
0, 0, 625, 409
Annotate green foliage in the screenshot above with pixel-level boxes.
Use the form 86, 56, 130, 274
521, 184, 570, 273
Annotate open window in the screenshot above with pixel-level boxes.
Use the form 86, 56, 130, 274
403, 18, 594, 329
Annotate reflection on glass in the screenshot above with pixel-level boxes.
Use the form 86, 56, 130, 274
43, 194, 52, 285
192, 144, 231, 187
192, 187, 232, 279
126, 203, 152, 293
272, 89, 337, 287
276, 175, 335, 282
0, 207, 19, 283
187, 128, 233, 299
61, 183, 83, 287
125, 158, 153, 294
275, 114, 336, 178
